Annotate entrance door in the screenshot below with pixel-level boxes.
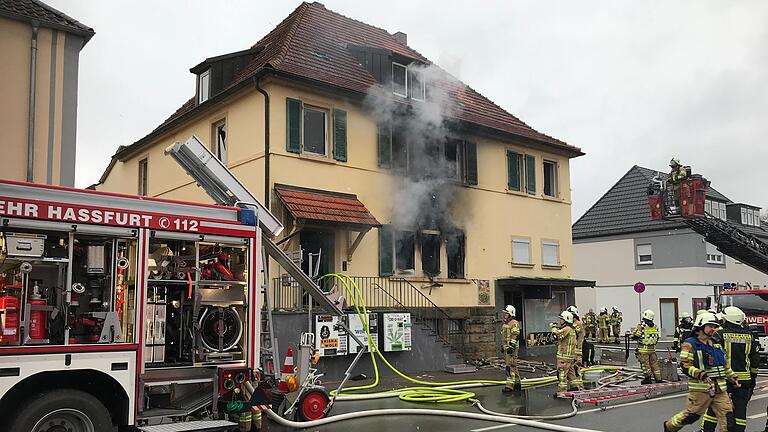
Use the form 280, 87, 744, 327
300, 229, 334, 290
659, 298, 678, 337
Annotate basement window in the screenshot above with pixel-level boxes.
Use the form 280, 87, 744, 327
446, 230, 465, 279
421, 230, 441, 277
395, 230, 415, 273
392, 62, 407, 97
198, 69, 210, 103
303, 106, 328, 156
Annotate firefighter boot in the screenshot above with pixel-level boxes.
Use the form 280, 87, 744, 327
641, 378, 653, 385
502, 387, 514, 394
513, 383, 522, 392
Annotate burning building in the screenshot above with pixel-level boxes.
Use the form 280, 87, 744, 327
95, 2, 592, 359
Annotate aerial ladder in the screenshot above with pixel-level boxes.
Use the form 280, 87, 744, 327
647, 169, 768, 275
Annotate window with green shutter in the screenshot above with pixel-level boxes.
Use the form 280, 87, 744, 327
286, 98, 302, 153
333, 109, 347, 161
507, 150, 521, 191
377, 123, 392, 168
525, 154, 536, 194
464, 141, 478, 185
379, 225, 394, 276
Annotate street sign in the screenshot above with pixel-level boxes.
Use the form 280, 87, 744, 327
634, 282, 646, 294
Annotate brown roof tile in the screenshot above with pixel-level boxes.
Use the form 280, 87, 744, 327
0, 0, 94, 40
275, 185, 380, 227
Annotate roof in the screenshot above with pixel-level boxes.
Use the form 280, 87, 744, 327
572, 165, 738, 240
274, 184, 380, 229
111, 1, 581, 164
0, 0, 94, 42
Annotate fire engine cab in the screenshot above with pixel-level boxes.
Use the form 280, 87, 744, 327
0, 179, 265, 431
719, 288, 768, 362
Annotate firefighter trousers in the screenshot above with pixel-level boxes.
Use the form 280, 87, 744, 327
637, 351, 661, 381
702, 385, 752, 432
557, 359, 577, 391
504, 349, 520, 388
581, 340, 595, 365
611, 325, 621, 342
597, 327, 609, 343
585, 326, 596, 339
664, 391, 734, 432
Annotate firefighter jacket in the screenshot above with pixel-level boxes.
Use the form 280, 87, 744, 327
680, 335, 736, 392
610, 311, 623, 326
583, 312, 597, 328
674, 322, 693, 345
551, 324, 577, 361
718, 322, 760, 383
573, 318, 585, 356
631, 321, 659, 353
597, 312, 610, 328
501, 319, 520, 351
669, 166, 688, 183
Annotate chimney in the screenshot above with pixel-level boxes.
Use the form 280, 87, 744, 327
393, 31, 407, 46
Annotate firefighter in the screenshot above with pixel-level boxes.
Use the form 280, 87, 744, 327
669, 158, 688, 183
567, 306, 585, 388
663, 312, 737, 432
701, 306, 759, 432
500, 305, 521, 393
597, 307, 610, 344
630, 309, 663, 384
673, 312, 694, 352
583, 308, 597, 340
550, 310, 578, 393
610, 305, 623, 343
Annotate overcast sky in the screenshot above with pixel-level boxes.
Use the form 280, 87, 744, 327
49, 0, 768, 221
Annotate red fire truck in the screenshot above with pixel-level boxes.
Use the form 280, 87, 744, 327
718, 288, 768, 362
0, 136, 344, 431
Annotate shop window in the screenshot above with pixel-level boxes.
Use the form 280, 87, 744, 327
637, 244, 652, 265
542, 240, 560, 267
421, 230, 441, 277
446, 230, 465, 279
512, 237, 531, 265
523, 292, 566, 346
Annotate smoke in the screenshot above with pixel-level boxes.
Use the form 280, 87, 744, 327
363, 64, 466, 234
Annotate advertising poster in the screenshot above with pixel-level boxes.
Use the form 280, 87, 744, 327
348, 312, 378, 354
315, 315, 347, 356
383, 313, 412, 352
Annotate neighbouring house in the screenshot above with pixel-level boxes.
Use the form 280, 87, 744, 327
94, 1, 591, 360
573, 165, 768, 337
0, 0, 94, 186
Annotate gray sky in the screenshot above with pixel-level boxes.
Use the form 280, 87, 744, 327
50, 0, 768, 221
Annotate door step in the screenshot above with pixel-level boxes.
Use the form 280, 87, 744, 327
138, 420, 237, 432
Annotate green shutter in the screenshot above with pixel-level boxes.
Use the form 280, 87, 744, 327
507, 151, 520, 191
332, 109, 347, 162
464, 141, 478, 185
286, 98, 302, 153
379, 225, 394, 276
525, 154, 536, 194
377, 123, 392, 168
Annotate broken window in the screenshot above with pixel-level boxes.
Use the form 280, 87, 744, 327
445, 139, 462, 181
446, 230, 465, 279
303, 106, 327, 155
421, 230, 441, 277
392, 62, 407, 97
391, 127, 407, 172
395, 230, 415, 272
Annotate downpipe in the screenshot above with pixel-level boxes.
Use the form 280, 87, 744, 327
27, 21, 40, 182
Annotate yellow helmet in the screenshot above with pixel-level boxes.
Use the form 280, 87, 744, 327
642, 309, 655, 321
723, 306, 745, 325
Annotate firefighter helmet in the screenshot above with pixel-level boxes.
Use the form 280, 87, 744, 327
501, 305, 516, 318
612, 305, 619, 312
600, 307, 607, 313
693, 312, 719, 330
680, 312, 691, 319
670, 158, 681, 167
567, 305, 579, 316
560, 311, 574, 324
642, 309, 655, 321
723, 306, 745, 325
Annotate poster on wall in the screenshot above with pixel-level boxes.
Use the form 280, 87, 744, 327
348, 313, 379, 354
315, 315, 348, 356
383, 313, 412, 352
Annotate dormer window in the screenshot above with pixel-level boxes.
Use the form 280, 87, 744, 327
198, 69, 211, 103
392, 62, 407, 97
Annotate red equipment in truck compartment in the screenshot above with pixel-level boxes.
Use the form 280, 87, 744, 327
0, 295, 20, 343
680, 178, 707, 218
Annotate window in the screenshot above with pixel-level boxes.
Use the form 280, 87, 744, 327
637, 244, 652, 265
543, 160, 558, 197
506, 150, 535, 194
542, 240, 560, 267
511, 238, 531, 265
395, 230, 415, 272
714, 201, 726, 220
198, 69, 210, 103
705, 200, 711, 215
740, 207, 760, 227
212, 120, 227, 163
692, 298, 708, 314
420, 230, 441, 277
444, 139, 478, 185
391, 127, 407, 171
138, 158, 148, 196
706, 242, 723, 264
409, 68, 425, 101
446, 230, 465, 279
392, 62, 407, 97
303, 106, 327, 155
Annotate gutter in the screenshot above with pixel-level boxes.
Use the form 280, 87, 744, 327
27, 21, 39, 182
254, 76, 270, 210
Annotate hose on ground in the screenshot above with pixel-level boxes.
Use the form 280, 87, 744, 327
474, 398, 579, 421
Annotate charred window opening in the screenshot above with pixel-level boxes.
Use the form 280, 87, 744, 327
445, 139, 462, 181
421, 230, 441, 277
303, 106, 328, 155
392, 127, 408, 172
395, 230, 415, 272
446, 230, 465, 279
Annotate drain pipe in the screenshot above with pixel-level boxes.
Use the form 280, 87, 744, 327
27, 21, 40, 182
254, 76, 270, 210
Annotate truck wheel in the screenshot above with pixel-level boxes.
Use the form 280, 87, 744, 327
8, 388, 112, 432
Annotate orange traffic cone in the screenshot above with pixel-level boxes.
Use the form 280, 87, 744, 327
277, 347, 295, 392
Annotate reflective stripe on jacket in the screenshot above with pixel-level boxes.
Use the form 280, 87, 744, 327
680, 335, 735, 392
632, 322, 659, 353
552, 325, 576, 361
719, 322, 760, 382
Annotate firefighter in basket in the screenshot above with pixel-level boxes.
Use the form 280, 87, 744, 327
500, 305, 521, 393
551, 311, 579, 393
630, 309, 663, 384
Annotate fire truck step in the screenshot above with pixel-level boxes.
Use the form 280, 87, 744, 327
138, 419, 237, 432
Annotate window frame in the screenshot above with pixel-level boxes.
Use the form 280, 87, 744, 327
506, 149, 537, 194
394, 229, 416, 273
541, 239, 560, 267
198, 69, 210, 104
392, 62, 408, 97
511, 237, 532, 266
212, 119, 227, 164
420, 229, 442, 277
543, 159, 558, 198
636, 243, 653, 265
705, 242, 724, 265
409, 67, 425, 101
138, 157, 148, 196
302, 105, 329, 156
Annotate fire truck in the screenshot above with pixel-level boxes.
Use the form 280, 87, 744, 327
648, 164, 768, 361
0, 136, 343, 431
